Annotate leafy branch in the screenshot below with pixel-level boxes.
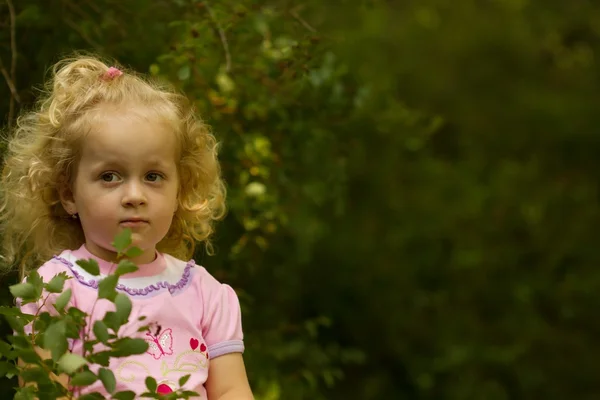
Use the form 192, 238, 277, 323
202, 1, 232, 72
289, 5, 317, 33
0, 230, 199, 399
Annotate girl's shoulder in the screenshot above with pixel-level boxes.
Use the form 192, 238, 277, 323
35, 250, 78, 280
161, 253, 234, 297
160, 255, 242, 315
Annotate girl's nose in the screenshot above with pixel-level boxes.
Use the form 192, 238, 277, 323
121, 181, 147, 207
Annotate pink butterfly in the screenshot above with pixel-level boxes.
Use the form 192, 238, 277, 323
145, 328, 174, 360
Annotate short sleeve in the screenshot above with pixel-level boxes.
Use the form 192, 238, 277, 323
18, 259, 76, 335
198, 268, 244, 359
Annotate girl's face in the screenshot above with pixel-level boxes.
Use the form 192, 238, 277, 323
60, 106, 180, 264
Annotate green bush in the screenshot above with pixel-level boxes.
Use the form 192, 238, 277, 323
2, 1, 600, 399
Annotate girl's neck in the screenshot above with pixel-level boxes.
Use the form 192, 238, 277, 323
72, 244, 167, 278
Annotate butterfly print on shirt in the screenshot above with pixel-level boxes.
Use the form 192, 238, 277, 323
145, 328, 174, 360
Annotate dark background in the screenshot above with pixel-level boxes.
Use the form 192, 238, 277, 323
1, 1, 600, 399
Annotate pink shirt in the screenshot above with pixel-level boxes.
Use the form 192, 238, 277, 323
19, 245, 244, 397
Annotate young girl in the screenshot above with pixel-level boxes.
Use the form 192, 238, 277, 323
0, 55, 253, 399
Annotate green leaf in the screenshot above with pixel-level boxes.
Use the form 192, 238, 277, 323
115, 259, 139, 276
124, 246, 143, 259
181, 391, 201, 397
5, 315, 25, 334
37, 382, 63, 398
14, 386, 36, 400
32, 312, 49, 334
103, 311, 123, 332
43, 320, 68, 361
57, 352, 87, 374
17, 349, 40, 364
178, 65, 191, 80
9, 335, 31, 349
149, 64, 160, 76
98, 275, 119, 301
111, 338, 148, 356
26, 270, 43, 291
9, 283, 37, 300
79, 393, 105, 400
70, 370, 98, 386
20, 365, 50, 383
179, 374, 191, 387
93, 320, 110, 343
54, 288, 72, 312
138, 393, 160, 399
0, 360, 19, 378
67, 306, 87, 324
112, 391, 136, 400
145, 376, 157, 392
0, 306, 27, 316
112, 228, 132, 253
4, 351, 17, 362
45, 273, 68, 293
83, 341, 95, 353
0, 340, 12, 357
99, 367, 117, 394
114, 293, 132, 323
76, 259, 100, 276
88, 351, 111, 367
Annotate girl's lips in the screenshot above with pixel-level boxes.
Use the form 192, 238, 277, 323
120, 220, 149, 227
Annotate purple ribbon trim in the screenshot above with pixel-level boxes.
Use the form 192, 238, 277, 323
52, 255, 195, 297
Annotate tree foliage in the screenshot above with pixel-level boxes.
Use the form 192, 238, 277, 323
1, 0, 600, 399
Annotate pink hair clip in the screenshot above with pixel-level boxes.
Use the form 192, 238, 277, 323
103, 67, 123, 80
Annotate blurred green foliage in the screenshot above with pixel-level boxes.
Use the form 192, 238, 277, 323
1, 0, 600, 399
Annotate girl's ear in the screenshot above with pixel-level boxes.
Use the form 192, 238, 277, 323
58, 181, 77, 216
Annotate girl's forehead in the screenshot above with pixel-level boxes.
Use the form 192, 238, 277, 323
81, 111, 179, 160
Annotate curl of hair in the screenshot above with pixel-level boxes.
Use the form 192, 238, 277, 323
0, 54, 226, 274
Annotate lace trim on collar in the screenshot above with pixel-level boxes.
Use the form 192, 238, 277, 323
52, 255, 195, 297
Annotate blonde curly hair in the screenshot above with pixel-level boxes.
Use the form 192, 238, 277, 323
0, 54, 226, 273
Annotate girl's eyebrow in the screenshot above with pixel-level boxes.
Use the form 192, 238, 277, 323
89, 157, 172, 169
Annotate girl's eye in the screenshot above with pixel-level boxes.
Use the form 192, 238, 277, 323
100, 172, 119, 182
146, 172, 163, 182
